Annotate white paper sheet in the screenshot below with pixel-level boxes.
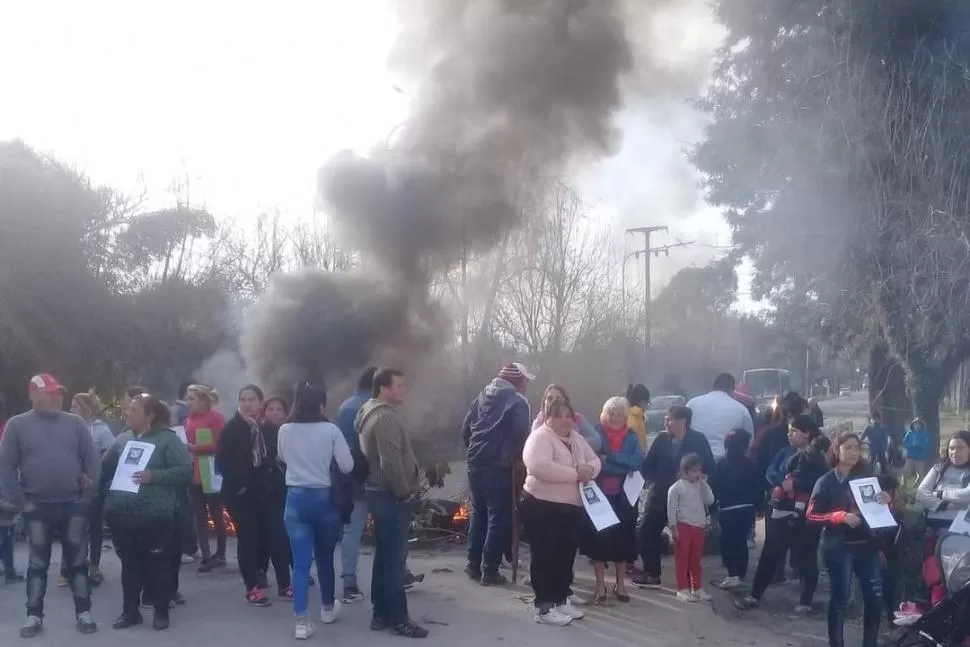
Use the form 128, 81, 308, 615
623, 471, 645, 506
949, 509, 970, 536
171, 426, 187, 444
848, 477, 898, 529
203, 455, 223, 492
580, 482, 620, 531
109, 440, 156, 494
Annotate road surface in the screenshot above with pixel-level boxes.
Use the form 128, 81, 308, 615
0, 539, 839, 647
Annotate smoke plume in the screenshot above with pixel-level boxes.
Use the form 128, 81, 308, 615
243, 0, 700, 393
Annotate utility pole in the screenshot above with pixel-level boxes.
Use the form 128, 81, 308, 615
626, 226, 668, 354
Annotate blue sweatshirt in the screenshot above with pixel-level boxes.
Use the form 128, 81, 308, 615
903, 424, 930, 461
336, 390, 369, 454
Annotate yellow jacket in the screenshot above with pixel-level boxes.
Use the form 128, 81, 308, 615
628, 406, 647, 452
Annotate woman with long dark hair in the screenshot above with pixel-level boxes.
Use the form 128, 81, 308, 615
277, 383, 354, 640
102, 394, 192, 631
806, 432, 887, 647
216, 385, 292, 606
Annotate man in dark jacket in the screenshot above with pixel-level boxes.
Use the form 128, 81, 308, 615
461, 363, 534, 586
632, 405, 715, 589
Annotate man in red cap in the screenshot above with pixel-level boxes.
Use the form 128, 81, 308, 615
0, 374, 100, 637
461, 362, 534, 586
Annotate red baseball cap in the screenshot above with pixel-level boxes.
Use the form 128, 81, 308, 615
29, 373, 66, 394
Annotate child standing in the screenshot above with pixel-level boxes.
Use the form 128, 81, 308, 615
667, 453, 715, 602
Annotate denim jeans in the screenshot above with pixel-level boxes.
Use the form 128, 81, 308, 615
1, 525, 16, 575
367, 489, 411, 626
24, 501, 91, 618
284, 487, 341, 617
718, 506, 755, 579
340, 485, 368, 591
466, 465, 512, 574
823, 542, 883, 647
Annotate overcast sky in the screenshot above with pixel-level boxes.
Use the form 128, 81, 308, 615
0, 0, 757, 307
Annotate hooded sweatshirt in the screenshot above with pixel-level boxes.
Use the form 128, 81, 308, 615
462, 378, 530, 469
903, 423, 930, 461
357, 398, 420, 499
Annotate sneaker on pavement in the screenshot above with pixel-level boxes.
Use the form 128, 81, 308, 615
464, 564, 482, 581
76, 611, 98, 634
57, 574, 69, 588
568, 594, 589, 607
692, 589, 712, 601
557, 601, 585, 619
342, 587, 365, 603
246, 587, 271, 607
716, 576, 741, 590
403, 571, 425, 590
535, 608, 572, 626
320, 600, 341, 624
480, 571, 508, 587
294, 616, 315, 640
370, 617, 391, 632
793, 604, 812, 615
5, 572, 25, 584
20, 616, 43, 638
633, 574, 662, 589
392, 621, 429, 638
279, 586, 294, 600
734, 595, 759, 610
180, 554, 195, 564
676, 590, 698, 603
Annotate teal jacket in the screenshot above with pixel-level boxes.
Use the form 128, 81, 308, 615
594, 424, 644, 495
102, 426, 192, 519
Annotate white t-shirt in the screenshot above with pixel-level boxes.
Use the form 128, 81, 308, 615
277, 421, 354, 488
686, 390, 754, 458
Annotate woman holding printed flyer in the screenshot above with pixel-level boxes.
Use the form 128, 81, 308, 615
521, 399, 601, 627
806, 431, 890, 647
102, 394, 192, 631
579, 396, 643, 604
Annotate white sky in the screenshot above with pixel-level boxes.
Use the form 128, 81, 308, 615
0, 0, 759, 309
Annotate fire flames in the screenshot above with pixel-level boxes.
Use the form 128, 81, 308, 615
207, 508, 237, 536
452, 502, 469, 523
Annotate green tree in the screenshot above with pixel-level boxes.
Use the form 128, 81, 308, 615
694, 1, 970, 447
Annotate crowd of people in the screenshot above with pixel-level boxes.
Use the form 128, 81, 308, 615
1, 365, 969, 647
0, 367, 429, 640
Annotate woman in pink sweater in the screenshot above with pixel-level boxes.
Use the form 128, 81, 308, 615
521, 400, 601, 627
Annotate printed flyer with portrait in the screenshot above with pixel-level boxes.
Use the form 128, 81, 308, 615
580, 481, 620, 531
849, 477, 897, 529
110, 440, 155, 494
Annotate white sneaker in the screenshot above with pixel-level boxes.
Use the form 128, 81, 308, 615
320, 599, 341, 624
181, 554, 195, 564
568, 594, 588, 607
535, 608, 572, 626
716, 576, 741, 590
692, 589, 712, 601
557, 601, 585, 620
676, 590, 698, 602
294, 617, 315, 640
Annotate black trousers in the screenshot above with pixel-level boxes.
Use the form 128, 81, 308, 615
638, 505, 668, 578
225, 492, 291, 591
520, 495, 580, 608
189, 486, 226, 561
751, 515, 820, 605
108, 515, 174, 619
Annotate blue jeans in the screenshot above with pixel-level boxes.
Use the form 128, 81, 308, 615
1, 526, 16, 575
284, 487, 341, 617
467, 465, 512, 573
823, 542, 883, 647
367, 490, 411, 626
24, 501, 91, 618
340, 487, 368, 591
718, 506, 755, 579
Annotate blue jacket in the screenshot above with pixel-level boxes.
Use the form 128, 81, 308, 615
594, 424, 644, 476
336, 390, 369, 453
462, 378, 530, 469
903, 424, 930, 461
766, 445, 797, 488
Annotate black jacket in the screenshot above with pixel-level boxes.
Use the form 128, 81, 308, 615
712, 452, 763, 511
755, 422, 789, 487
641, 429, 715, 511
787, 448, 831, 501
215, 413, 285, 502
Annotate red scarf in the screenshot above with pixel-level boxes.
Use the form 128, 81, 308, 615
602, 423, 627, 453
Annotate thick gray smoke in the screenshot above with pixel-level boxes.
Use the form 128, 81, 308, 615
243, 0, 696, 393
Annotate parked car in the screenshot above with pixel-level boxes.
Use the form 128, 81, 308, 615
646, 394, 687, 432
839, 387, 851, 397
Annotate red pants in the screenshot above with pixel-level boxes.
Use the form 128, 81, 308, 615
674, 523, 706, 591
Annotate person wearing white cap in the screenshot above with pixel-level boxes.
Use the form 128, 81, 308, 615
461, 362, 535, 586
0, 374, 100, 637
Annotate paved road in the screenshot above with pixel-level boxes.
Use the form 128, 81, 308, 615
0, 540, 820, 647
818, 391, 871, 431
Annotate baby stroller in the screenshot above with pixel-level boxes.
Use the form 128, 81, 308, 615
894, 532, 970, 647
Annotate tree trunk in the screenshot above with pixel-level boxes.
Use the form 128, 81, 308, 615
868, 343, 909, 442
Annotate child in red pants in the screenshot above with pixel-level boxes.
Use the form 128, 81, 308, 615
667, 453, 715, 602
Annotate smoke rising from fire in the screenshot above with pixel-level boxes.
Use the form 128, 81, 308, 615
243, 0, 710, 392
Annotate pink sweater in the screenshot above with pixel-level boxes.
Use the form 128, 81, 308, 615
523, 424, 601, 506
